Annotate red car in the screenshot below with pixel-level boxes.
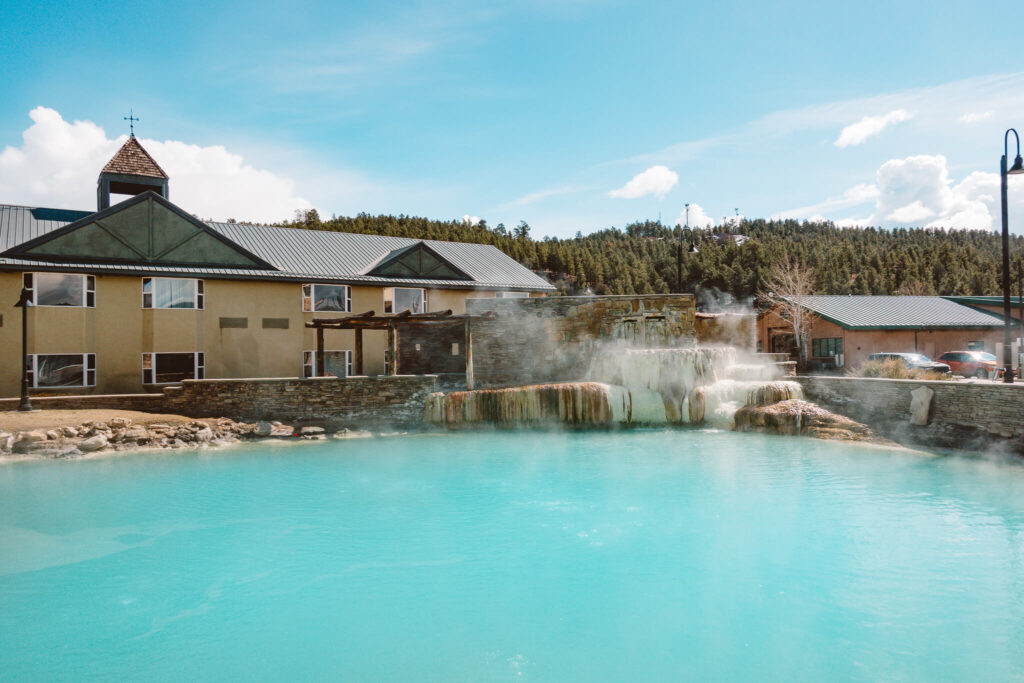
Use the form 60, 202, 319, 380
936, 350, 998, 378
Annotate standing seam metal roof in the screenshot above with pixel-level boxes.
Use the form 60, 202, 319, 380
788, 295, 1010, 329
0, 203, 555, 291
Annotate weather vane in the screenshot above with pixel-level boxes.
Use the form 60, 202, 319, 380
124, 109, 139, 137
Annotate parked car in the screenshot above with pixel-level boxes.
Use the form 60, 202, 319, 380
936, 350, 998, 378
866, 352, 951, 374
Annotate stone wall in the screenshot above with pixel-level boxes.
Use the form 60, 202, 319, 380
1, 376, 438, 427
162, 376, 438, 424
0, 393, 165, 413
466, 294, 696, 387
797, 375, 1024, 453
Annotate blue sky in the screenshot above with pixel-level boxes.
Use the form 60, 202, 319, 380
2, 0, 1024, 236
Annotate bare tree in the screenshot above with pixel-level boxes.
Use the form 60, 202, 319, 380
759, 256, 817, 369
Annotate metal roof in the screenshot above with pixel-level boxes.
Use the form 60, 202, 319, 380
790, 295, 1010, 329
0, 202, 555, 292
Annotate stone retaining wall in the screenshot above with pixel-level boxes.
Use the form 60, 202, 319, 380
0, 393, 165, 413
162, 376, 438, 424
796, 375, 1024, 453
467, 294, 697, 388
2, 376, 438, 427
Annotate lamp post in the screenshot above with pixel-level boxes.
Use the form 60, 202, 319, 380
677, 203, 690, 294
13, 287, 33, 411
1000, 129, 1024, 383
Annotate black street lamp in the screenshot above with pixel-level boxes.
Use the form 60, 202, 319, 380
13, 287, 33, 411
1000, 129, 1024, 383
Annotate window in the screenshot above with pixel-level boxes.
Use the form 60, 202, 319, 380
967, 340, 986, 351
25, 354, 96, 388
303, 350, 352, 378
142, 278, 204, 309
142, 352, 205, 384
383, 287, 425, 314
23, 273, 95, 307
302, 284, 351, 312
495, 291, 529, 298
812, 337, 843, 358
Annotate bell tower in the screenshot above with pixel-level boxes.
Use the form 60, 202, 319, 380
96, 133, 169, 210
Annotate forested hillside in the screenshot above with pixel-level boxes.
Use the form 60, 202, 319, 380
283, 210, 1022, 302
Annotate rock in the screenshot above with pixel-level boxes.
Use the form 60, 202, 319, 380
733, 399, 874, 441
909, 386, 934, 426
78, 434, 109, 453
119, 425, 151, 443
299, 426, 325, 435
270, 425, 294, 437
45, 430, 60, 441
147, 423, 171, 431
0, 432, 13, 453
688, 387, 706, 424
12, 442, 81, 458
193, 427, 214, 443
254, 421, 273, 437
108, 417, 132, 428
61, 426, 79, 438
16, 430, 47, 444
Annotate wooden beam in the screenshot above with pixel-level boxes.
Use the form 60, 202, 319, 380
354, 328, 363, 375
387, 322, 398, 376
316, 325, 325, 377
465, 318, 474, 390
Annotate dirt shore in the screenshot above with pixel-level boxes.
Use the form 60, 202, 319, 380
0, 409, 213, 434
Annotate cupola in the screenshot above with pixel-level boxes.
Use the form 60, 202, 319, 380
96, 136, 169, 210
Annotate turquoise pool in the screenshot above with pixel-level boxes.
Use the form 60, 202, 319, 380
3, 430, 1024, 681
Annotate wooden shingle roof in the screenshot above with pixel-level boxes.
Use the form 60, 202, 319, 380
101, 137, 169, 179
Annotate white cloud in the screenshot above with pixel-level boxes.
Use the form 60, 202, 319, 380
0, 107, 313, 222
834, 109, 914, 148
959, 111, 993, 124
866, 153, 1024, 230
675, 203, 714, 228
502, 185, 586, 208
608, 165, 678, 199
461, 214, 481, 225
779, 183, 880, 220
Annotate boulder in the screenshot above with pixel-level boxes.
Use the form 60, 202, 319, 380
909, 386, 934, 426
299, 426, 325, 435
78, 434, 109, 453
16, 430, 47, 444
12, 442, 81, 458
45, 430, 60, 441
193, 427, 214, 443
733, 399, 874, 441
109, 417, 132, 428
0, 432, 14, 453
254, 421, 273, 437
61, 426, 79, 438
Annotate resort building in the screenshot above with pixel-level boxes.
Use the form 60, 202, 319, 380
757, 295, 1017, 369
0, 137, 554, 396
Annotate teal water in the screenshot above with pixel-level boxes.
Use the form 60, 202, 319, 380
3, 431, 1024, 681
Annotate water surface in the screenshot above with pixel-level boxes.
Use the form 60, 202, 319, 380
2, 431, 1024, 681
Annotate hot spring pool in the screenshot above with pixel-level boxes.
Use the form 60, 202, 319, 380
3, 430, 1024, 681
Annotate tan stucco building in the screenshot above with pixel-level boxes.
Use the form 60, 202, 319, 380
757, 295, 1017, 370
0, 138, 553, 397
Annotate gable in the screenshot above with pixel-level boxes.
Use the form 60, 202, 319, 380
367, 242, 472, 280
1, 193, 275, 270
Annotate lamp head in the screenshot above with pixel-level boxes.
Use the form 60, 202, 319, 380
13, 287, 31, 308
1010, 154, 1024, 175
688, 243, 699, 254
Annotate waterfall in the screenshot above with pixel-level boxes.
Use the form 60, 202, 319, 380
425, 345, 801, 429
424, 383, 669, 428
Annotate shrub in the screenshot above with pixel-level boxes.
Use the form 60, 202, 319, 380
848, 358, 952, 381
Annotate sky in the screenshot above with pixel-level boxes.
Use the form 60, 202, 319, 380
2, 0, 1024, 237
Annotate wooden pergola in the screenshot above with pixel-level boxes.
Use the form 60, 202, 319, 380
305, 309, 496, 389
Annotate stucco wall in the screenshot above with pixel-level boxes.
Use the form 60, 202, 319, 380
0, 270, 529, 397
